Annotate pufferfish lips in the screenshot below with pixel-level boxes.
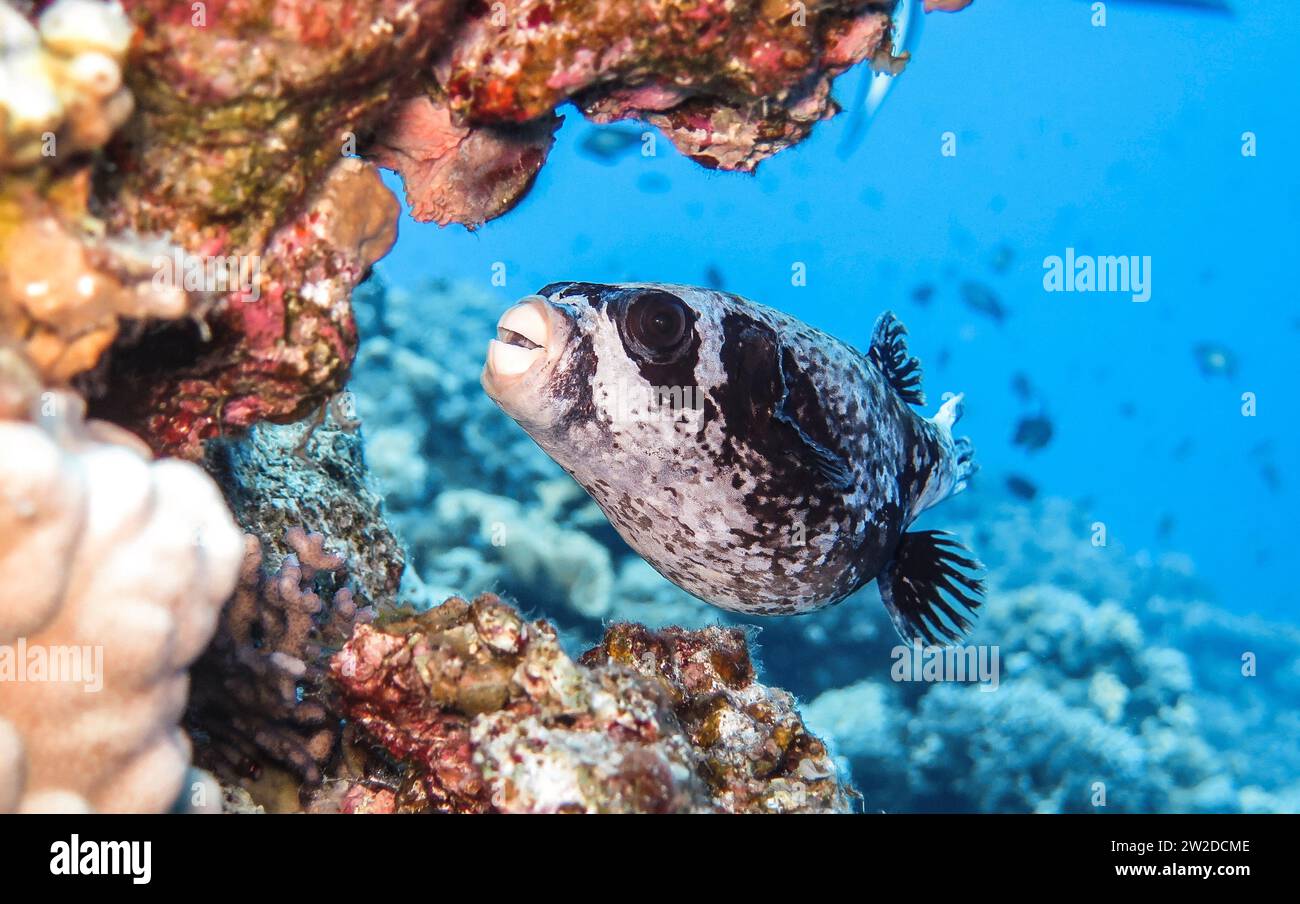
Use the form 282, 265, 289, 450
486, 296, 551, 381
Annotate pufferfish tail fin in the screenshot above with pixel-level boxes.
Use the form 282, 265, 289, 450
877, 530, 985, 645
868, 312, 925, 405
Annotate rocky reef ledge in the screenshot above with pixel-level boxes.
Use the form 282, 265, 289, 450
326, 594, 854, 814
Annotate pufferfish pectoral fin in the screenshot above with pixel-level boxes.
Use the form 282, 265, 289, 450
732, 322, 855, 491
868, 312, 925, 406
877, 530, 985, 645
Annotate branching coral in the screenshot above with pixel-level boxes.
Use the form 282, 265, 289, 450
187, 527, 375, 789
0, 390, 243, 813
330, 593, 854, 813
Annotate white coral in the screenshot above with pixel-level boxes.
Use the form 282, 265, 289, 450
0, 394, 243, 813
0, 0, 134, 168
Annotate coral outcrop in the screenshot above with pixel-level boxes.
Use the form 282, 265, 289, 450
0, 389, 243, 813
330, 594, 854, 813
90, 156, 400, 459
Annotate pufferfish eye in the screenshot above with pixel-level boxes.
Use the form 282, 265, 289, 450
623, 291, 691, 353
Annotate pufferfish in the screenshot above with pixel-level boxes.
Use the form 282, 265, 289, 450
481, 282, 984, 645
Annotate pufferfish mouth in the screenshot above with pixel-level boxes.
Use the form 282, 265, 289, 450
486, 297, 551, 381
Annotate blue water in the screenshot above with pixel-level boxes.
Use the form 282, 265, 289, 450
376, 0, 1299, 623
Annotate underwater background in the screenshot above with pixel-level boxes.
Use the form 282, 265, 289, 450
351, 0, 1300, 812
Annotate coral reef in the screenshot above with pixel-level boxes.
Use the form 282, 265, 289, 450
330, 593, 854, 813
12, 0, 1287, 820
0, 390, 242, 813
187, 527, 375, 788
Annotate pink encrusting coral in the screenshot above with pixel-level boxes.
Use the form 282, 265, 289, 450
92, 157, 399, 459
367, 95, 561, 228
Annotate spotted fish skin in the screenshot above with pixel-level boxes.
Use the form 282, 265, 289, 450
482, 282, 981, 639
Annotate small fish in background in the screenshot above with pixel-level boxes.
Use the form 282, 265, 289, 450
911, 283, 935, 306
1156, 514, 1176, 541
1250, 442, 1281, 491
1193, 342, 1238, 377
1010, 371, 1035, 402
1005, 474, 1037, 501
837, 0, 924, 159
1012, 412, 1054, 452
578, 125, 643, 164
704, 265, 726, 291
1118, 401, 1137, 418
987, 243, 1015, 275
960, 280, 1007, 324
483, 282, 984, 644
1171, 437, 1195, 461
637, 172, 671, 194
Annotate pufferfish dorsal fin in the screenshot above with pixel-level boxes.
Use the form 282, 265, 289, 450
868, 312, 925, 406
877, 530, 985, 645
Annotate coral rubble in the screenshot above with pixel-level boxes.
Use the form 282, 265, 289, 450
330, 594, 855, 813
